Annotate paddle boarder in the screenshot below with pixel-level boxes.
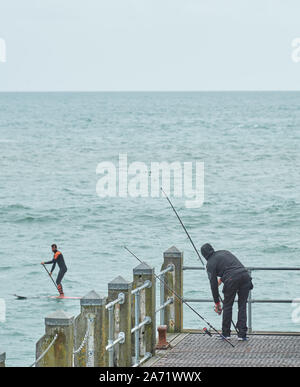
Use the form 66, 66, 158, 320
41, 244, 67, 297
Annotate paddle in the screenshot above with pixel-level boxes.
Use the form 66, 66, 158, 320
42, 263, 59, 293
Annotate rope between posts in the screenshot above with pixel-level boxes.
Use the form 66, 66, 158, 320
29, 334, 58, 367
73, 318, 92, 355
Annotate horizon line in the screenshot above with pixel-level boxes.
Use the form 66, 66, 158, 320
1, 90, 300, 93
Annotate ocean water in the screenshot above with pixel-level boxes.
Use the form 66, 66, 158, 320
0, 91, 300, 366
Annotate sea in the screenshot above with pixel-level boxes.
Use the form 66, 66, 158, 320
0, 91, 299, 366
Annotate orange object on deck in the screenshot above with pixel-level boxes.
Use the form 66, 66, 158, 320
156, 325, 171, 350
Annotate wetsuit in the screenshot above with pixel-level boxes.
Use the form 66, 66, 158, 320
201, 244, 253, 338
45, 251, 67, 295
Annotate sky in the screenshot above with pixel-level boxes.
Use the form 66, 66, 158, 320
0, 0, 300, 91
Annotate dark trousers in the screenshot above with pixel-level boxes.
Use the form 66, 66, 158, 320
222, 272, 253, 337
56, 268, 67, 286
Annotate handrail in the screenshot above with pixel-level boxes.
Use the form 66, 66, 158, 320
106, 332, 125, 351
157, 265, 174, 325
132, 352, 152, 368
131, 316, 151, 334
131, 280, 153, 366
105, 293, 125, 310
106, 293, 126, 367
183, 266, 300, 271
183, 298, 300, 303
156, 297, 173, 313
131, 280, 151, 295
157, 265, 174, 277
183, 266, 300, 332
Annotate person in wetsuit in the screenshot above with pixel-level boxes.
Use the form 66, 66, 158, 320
201, 243, 253, 341
42, 244, 67, 296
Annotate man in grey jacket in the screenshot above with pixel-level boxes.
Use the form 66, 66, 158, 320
201, 243, 253, 341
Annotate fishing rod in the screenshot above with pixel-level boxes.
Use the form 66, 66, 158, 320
42, 263, 59, 292
161, 188, 204, 266
160, 187, 239, 335
124, 246, 235, 348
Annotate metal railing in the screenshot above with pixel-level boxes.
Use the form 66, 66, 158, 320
105, 293, 126, 367
182, 266, 300, 332
105, 272, 171, 368
131, 280, 152, 367
156, 265, 174, 325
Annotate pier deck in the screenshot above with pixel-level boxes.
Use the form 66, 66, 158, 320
144, 332, 300, 367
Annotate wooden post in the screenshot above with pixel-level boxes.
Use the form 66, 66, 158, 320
36, 310, 74, 367
0, 351, 5, 367
133, 262, 156, 357
162, 246, 183, 333
108, 276, 132, 367
74, 290, 108, 367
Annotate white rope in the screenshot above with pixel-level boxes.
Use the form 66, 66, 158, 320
73, 319, 91, 355
29, 334, 58, 367
72, 318, 93, 367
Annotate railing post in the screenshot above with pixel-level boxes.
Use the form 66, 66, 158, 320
162, 246, 183, 333
107, 305, 114, 367
248, 269, 252, 333
160, 276, 165, 325
133, 262, 156, 357
108, 276, 132, 367
74, 290, 108, 367
134, 290, 140, 364
36, 310, 74, 367
0, 351, 5, 367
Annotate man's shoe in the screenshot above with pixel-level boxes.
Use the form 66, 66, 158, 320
216, 335, 230, 340
238, 337, 249, 341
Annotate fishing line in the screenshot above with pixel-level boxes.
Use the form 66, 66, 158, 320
124, 246, 235, 347
161, 187, 239, 334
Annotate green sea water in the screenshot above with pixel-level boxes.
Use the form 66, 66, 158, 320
0, 92, 299, 366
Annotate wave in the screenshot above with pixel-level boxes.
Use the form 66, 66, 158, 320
261, 245, 295, 254
0, 266, 12, 271
263, 200, 299, 214
0, 204, 31, 211
13, 215, 57, 224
